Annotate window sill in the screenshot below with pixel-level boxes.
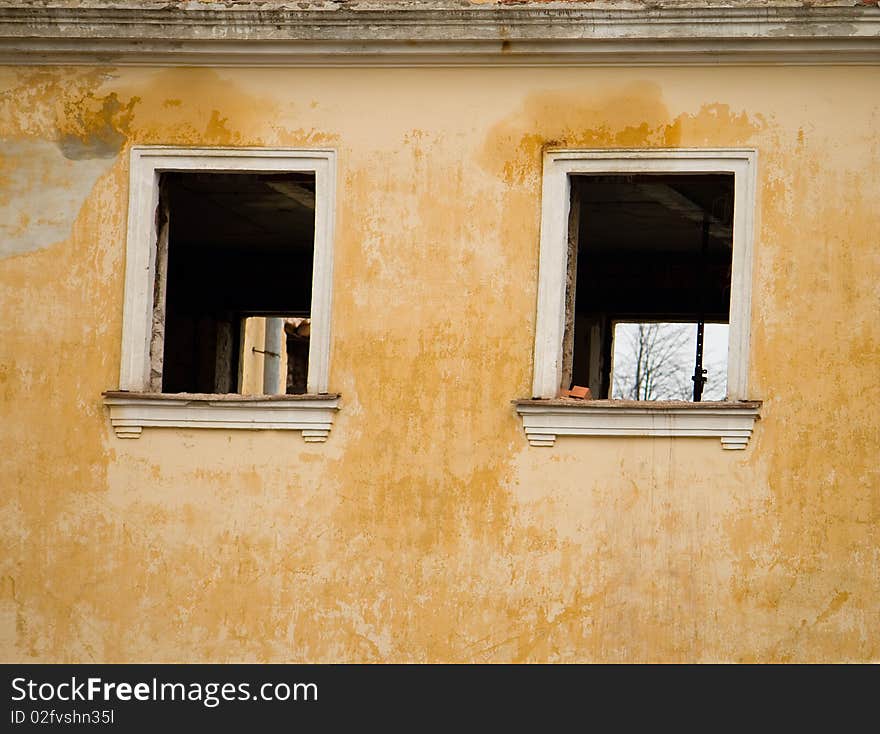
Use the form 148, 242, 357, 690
515, 399, 761, 449
103, 391, 340, 442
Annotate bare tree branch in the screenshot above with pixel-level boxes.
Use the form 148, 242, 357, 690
612, 323, 696, 401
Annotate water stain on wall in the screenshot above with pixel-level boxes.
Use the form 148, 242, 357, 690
110, 67, 338, 149
479, 81, 764, 185
56, 92, 137, 160
1, 66, 877, 663
0, 70, 137, 258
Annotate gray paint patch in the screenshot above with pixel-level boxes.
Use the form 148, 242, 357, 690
58, 128, 125, 160
0, 139, 116, 259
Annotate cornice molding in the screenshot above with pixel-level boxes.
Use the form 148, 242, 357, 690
103, 392, 341, 441
0, 5, 877, 66
516, 400, 762, 449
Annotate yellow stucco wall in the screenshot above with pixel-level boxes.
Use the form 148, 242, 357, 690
0, 65, 877, 662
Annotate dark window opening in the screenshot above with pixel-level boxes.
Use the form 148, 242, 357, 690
284, 317, 310, 395
156, 171, 316, 394
567, 174, 734, 401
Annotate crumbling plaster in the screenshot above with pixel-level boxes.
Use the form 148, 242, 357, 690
0, 2, 878, 67
0, 12, 877, 664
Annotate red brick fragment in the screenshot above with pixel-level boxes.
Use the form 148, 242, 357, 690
567, 385, 591, 400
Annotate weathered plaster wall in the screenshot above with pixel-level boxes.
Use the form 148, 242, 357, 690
0, 65, 877, 662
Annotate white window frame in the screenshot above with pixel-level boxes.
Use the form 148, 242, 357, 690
519, 148, 761, 449
105, 146, 339, 441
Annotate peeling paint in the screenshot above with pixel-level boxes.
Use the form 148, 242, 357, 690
0, 140, 115, 258
0, 65, 878, 663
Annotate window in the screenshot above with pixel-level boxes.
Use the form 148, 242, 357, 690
104, 147, 339, 441
156, 171, 316, 395
517, 149, 761, 449
571, 173, 733, 402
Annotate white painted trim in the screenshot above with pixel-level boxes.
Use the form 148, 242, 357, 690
119, 146, 337, 395
532, 148, 758, 402
516, 401, 760, 449
104, 394, 340, 442
0, 6, 877, 67
533, 162, 571, 398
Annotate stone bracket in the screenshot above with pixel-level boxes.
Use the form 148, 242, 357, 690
103, 392, 340, 442
516, 400, 761, 449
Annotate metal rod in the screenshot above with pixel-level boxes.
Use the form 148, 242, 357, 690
693, 320, 706, 401
692, 215, 709, 401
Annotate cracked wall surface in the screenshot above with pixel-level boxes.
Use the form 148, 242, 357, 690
0, 64, 877, 662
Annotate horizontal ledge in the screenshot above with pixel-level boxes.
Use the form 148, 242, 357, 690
3, 7, 878, 37
103, 390, 340, 403
130, 146, 335, 160
2, 41, 877, 68
516, 398, 762, 410
0, 7, 877, 66
515, 399, 761, 449
103, 392, 340, 441
546, 147, 757, 161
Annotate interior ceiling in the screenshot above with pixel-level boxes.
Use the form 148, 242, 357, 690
577, 174, 735, 254
164, 172, 316, 253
